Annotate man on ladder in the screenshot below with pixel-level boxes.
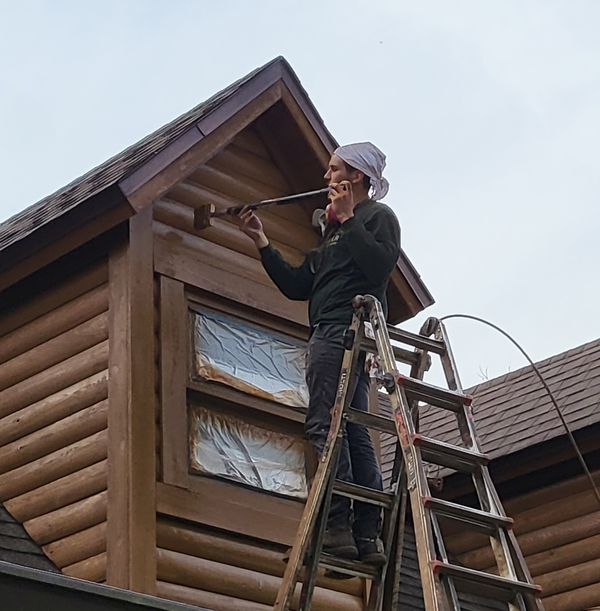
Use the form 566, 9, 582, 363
238, 142, 399, 566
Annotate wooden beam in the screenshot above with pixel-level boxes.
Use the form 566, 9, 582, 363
159, 276, 189, 489
5, 459, 107, 523
156, 481, 302, 547
107, 206, 156, 593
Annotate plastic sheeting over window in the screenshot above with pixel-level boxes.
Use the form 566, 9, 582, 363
193, 311, 308, 408
190, 407, 308, 498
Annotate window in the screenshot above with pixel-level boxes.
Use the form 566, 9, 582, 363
193, 310, 309, 408
190, 406, 308, 498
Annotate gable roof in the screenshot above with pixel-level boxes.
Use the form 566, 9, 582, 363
0, 56, 433, 322
0, 56, 331, 258
419, 337, 600, 460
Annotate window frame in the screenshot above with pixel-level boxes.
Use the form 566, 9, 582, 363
159, 276, 315, 541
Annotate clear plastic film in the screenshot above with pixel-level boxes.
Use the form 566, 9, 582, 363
193, 311, 309, 408
190, 407, 308, 498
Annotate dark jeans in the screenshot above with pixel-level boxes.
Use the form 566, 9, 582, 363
305, 323, 383, 539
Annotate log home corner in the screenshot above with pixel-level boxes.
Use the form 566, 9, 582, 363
0, 57, 434, 610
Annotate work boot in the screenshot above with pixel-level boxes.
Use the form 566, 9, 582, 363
356, 537, 386, 566
322, 528, 359, 560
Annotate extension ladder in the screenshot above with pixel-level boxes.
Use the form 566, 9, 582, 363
273, 295, 543, 611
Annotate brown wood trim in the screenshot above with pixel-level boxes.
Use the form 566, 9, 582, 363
154, 230, 308, 327
0, 198, 132, 295
107, 207, 157, 593
279, 87, 331, 169
187, 380, 305, 426
122, 84, 283, 213
0, 261, 108, 340
160, 276, 189, 489
279, 63, 337, 155
186, 292, 308, 342
156, 481, 302, 547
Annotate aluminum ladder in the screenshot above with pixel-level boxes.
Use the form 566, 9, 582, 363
273, 294, 543, 611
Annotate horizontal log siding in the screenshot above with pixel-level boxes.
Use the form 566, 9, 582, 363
157, 129, 318, 326
445, 469, 600, 611
0, 268, 109, 582
155, 518, 363, 611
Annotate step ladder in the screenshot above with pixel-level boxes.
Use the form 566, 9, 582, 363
273, 295, 544, 611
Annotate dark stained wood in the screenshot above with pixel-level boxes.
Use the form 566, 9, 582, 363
159, 276, 189, 489
124, 84, 282, 212
543, 580, 600, 611
527, 532, 600, 577
211, 145, 291, 192
535, 556, 600, 598
156, 481, 303, 547
0, 283, 108, 366
231, 127, 272, 160
5, 460, 107, 523
279, 88, 331, 169
107, 206, 157, 593
0, 262, 107, 340
0, 199, 131, 296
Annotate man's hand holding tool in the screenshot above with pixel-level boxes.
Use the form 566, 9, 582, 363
237, 206, 269, 248
326, 180, 356, 224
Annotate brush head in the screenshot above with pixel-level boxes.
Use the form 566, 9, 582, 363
194, 203, 215, 230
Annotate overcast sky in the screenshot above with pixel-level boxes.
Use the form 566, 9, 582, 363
1, 1, 598, 388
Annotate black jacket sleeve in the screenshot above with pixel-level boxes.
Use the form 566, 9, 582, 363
339, 205, 401, 284
259, 244, 314, 301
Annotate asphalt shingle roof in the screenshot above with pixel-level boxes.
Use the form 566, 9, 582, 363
0, 59, 276, 255
418, 337, 600, 458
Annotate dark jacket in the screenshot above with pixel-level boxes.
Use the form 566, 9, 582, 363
259, 199, 401, 327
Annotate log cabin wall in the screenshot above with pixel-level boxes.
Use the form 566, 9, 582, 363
0, 260, 110, 582
153, 125, 367, 611
445, 468, 600, 611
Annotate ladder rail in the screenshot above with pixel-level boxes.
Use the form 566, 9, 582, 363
273, 297, 544, 611
273, 316, 364, 611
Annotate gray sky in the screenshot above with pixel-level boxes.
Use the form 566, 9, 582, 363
1, 0, 598, 388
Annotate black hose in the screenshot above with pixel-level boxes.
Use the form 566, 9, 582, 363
440, 313, 600, 509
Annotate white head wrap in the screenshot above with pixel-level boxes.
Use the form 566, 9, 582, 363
334, 142, 390, 200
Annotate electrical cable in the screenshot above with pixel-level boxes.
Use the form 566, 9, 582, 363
440, 313, 600, 509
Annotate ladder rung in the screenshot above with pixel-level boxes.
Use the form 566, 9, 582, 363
397, 375, 472, 413
346, 408, 396, 434
387, 327, 446, 355
333, 480, 395, 509
412, 434, 489, 472
423, 497, 513, 535
320, 554, 380, 580
360, 337, 419, 367
432, 561, 542, 601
